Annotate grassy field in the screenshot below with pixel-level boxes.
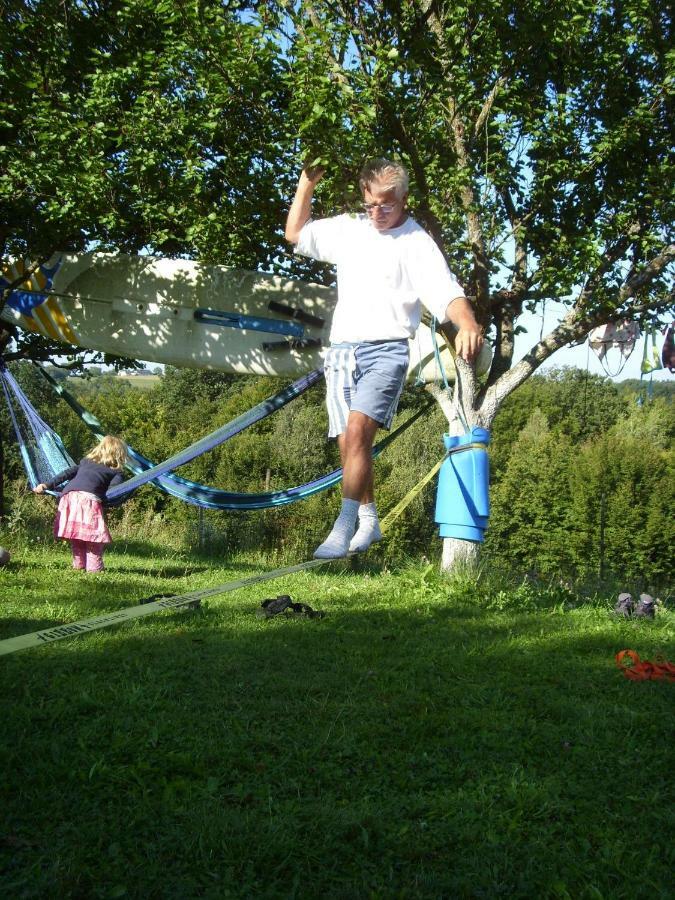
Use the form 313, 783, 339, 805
0, 539, 673, 899
112, 374, 162, 389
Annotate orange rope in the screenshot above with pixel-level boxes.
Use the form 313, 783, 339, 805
615, 649, 675, 682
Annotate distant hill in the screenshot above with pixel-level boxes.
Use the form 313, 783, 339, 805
615, 379, 673, 399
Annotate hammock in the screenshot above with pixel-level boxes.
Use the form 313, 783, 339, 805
3, 362, 321, 506
3, 363, 431, 510
0, 363, 75, 492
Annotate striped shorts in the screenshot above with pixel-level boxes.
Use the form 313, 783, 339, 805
324, 340, 409, 438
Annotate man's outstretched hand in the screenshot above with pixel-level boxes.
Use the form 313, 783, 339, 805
455, 325, 484, 364
444, 297, 484, 364
302, 155, 326, 185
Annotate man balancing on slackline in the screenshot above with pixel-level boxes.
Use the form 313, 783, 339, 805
285, 157, 484, 560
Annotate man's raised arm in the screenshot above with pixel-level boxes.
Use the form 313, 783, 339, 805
285, 167, 324, 244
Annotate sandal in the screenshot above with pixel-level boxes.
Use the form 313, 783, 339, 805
257, 595, 325, 619
258, 595, 293, 617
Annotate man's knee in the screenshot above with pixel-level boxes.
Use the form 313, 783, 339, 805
344, 413, 379, 450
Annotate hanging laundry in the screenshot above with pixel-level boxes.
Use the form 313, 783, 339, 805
588, 320, 640, 376
640, 327, 663, 375
588, 320, 641, 360
661, 322, 674, 373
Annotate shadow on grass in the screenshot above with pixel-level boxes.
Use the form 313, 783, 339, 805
1, 572, 672, 898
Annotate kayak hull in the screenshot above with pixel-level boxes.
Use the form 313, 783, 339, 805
1, 253, 491, 380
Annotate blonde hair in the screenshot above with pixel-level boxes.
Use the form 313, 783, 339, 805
86, 435, 128, 470
358, 157, 409, 200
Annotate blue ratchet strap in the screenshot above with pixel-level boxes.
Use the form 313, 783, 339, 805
194, 308, 304, 338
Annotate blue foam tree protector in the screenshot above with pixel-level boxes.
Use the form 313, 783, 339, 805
434, 427, 490, 542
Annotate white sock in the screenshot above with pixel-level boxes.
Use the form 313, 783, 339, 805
313, 499, 360, 559
349, 502, 382, 553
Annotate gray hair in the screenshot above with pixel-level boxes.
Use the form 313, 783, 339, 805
358, 157, 409, 199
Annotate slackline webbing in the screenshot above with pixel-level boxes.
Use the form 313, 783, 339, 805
379, 459, 444, 533
0, 457, 444, 658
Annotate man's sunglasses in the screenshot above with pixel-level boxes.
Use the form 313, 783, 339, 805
362, 202, 397, 214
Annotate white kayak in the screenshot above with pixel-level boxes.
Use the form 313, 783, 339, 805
1, 252, 491, 381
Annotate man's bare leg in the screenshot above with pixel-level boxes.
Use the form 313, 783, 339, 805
339, 412, 379, 501
341, 413, 383, 551
314, 412, 381, 559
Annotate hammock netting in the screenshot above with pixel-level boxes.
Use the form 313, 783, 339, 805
1, 362, 431, 510
0, 364, 75, 489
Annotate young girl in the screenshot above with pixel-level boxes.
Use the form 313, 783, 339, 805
33, 435, 128, 573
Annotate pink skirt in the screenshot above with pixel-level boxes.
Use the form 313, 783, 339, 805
54, 491, 112, 544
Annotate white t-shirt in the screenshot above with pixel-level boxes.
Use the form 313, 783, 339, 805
296, 213, 466, 343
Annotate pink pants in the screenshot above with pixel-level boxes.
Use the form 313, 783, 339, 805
70, 539, 105, 573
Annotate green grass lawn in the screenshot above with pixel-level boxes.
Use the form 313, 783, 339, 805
114, 374, 161, 389
0, 540, 673, 899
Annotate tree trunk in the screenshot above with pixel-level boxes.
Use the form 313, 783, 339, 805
441, 536, 480, 573
425, 360, 487, 576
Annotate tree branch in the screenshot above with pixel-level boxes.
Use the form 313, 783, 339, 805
617, 244, 675, 307
473, 76, 507, 141
488, 187, 530, 384
479, 243, 675, 423
383, 107, 447, 251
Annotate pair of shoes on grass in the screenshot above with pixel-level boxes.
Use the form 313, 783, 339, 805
614, 592, 656, 619
257, 595, 325, 619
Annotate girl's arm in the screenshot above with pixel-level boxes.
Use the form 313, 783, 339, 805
33, 465, 79, 493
